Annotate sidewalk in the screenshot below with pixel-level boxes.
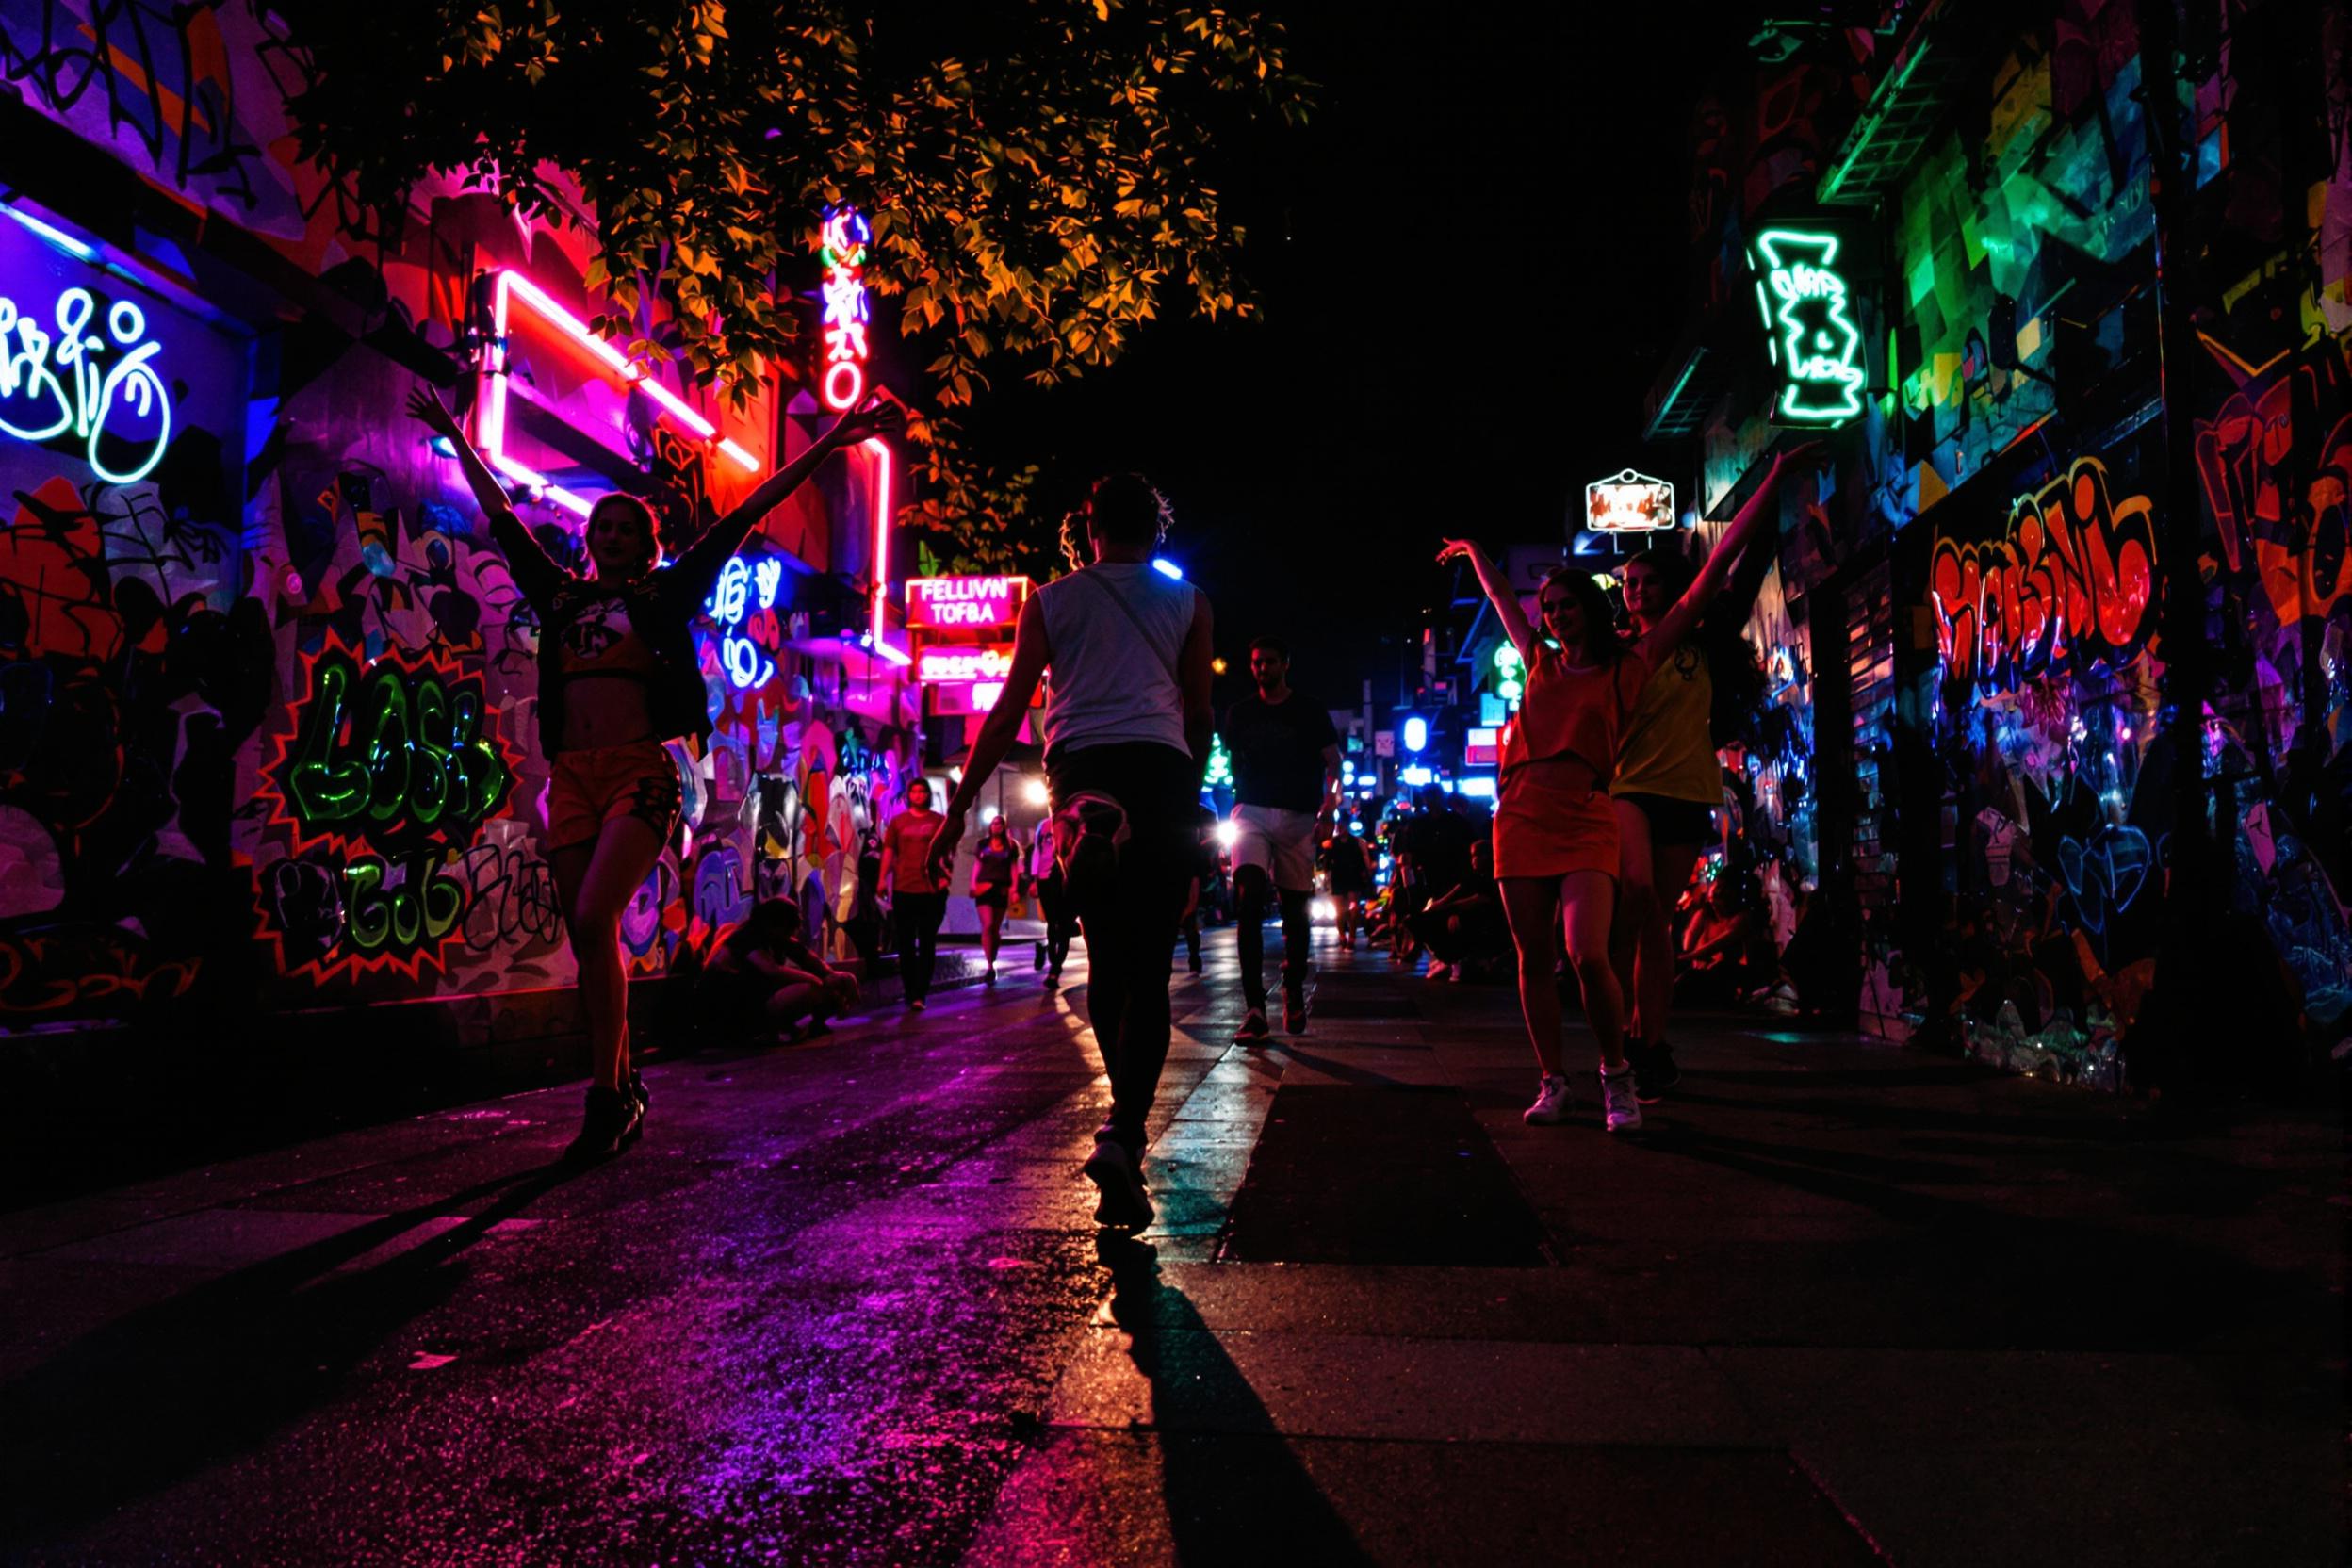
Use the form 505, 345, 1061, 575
1, 935, 2339, 1564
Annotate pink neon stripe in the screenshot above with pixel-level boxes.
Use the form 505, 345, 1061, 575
717, 437, 760, 472
866, 438, 892, 648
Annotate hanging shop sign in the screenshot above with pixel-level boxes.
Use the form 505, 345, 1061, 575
1749, 228, 1865, 428
1585, 469, 1676, 532
818, 205, 873, 412
906, 574, 1032, 631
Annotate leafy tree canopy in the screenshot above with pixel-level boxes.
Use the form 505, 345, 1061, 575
276, 0, 1307, 412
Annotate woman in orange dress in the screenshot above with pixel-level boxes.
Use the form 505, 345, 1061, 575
1437, 456, 1784, 1132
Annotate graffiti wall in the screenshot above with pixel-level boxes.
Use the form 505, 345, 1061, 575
0, 0, 915, 1029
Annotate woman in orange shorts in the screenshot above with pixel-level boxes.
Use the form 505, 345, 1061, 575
410, 385, 897, 1159
1439, 476, 1775, 1133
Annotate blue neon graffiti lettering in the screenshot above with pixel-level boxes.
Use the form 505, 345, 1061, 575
0, 286, 173, 482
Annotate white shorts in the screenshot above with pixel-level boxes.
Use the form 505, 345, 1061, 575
1231, 803, 1319, 893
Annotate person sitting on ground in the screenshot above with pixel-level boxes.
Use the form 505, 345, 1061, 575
695, 899, 859, 1046
1677, 873, 1777, 1004
1409, 837, 1508, 982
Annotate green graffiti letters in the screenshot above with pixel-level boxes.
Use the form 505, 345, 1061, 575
284, 648, 511, 846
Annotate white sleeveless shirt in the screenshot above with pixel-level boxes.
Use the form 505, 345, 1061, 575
1036, 563, 1198, 758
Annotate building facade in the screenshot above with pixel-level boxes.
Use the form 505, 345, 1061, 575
0, 1, 916, 1037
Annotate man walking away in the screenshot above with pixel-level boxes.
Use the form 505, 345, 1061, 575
1224, 635, 1341, 1039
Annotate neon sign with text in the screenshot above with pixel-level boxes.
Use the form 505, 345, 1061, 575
906, 574, 1032, 631
819, 206, 872, 412
704, 552, 783, 690
1750, 229, 1864, 427
1584, 469, 1676, 532
0, 286, 172, 483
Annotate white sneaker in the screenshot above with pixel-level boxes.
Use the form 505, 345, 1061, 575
1601, 1068, 1643, 1133
1426, 961, 1452, 982
1523, 1073, 1574, 1124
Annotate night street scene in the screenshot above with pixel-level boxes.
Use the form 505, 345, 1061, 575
0, 0, 2344, 1563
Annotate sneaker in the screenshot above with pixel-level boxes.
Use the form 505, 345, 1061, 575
909, 997, 926, 1011
1081, 1136, 1154, 1230
1282, 962, 1310, 1035
1044, 971, 1061, 991
1632, 1039, 1680, 1103
1233, 1008, 1272, 1044
1187, 953, 1202, 975
1601, 1068, 1644, 1133
986, 965, 997, 986
1523, 1073, 1574, 1124
1426, 960, 1452, 982
564, 1085, 638, 1162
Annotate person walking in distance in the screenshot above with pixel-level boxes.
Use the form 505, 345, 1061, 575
971, 814, 1018, 985
926, 475, 1214, 1229
1025, 807, 1074, 990
1321, 818, 1374, 951
1224, 636, 1342, 1039
1437, 454, 1780, 1132
1609, 448, 1808, 1100
878, 777, 949, 1010
406, 384, 895, 1161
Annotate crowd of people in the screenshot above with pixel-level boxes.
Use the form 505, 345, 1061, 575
426, 357, 1825, 1208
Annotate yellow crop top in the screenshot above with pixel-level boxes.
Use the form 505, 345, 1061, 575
1611, 641, 1720, 802
1499, 645, 1650, 781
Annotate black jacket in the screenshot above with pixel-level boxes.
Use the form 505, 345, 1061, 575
494, 509, 750, 760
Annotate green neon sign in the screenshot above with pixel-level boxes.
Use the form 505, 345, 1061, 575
1751, 229, 1864, 427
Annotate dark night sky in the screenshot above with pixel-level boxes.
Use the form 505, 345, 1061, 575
956, 7, 1756, 714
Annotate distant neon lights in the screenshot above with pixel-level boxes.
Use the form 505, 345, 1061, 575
1402, 716, 1429, 753
477, 268, 760, 521
819, 206, 873, 412
1585, 469, 1677, 532
0, 286, 172, 483
1751, 229, 1864, 427
906, 574, 1033, 631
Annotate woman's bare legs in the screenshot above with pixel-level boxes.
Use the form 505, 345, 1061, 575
1639, 839, 1704, 1046
1498, 876, 1565, 1075
1560, 868, 1628, 1072
979, 902, 1004, 973
551, 815, 666, 1091
1609, 798, 1657, 1039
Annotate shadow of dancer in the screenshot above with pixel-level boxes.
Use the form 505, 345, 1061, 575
1095, 1234, 1374, 1564
0, 1158, 586, 1546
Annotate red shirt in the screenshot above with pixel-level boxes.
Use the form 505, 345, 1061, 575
884, 808, 946, 893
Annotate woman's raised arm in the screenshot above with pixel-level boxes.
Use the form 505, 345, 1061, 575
407, 384, 566, 606
1436, 538, 1538, 666
668, 396, 906, 600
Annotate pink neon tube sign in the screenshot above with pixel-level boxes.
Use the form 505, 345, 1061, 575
473, 269, 764, 518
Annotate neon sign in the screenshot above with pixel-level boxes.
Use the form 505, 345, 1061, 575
474, 268, 764, 522
1585, 469, 1676, 532
917, 646, 1013, 685
702, 553, 783, 690
906, 574, 1032, 630
1750, 229, 1864, 427
819, 206, 872, 412
277, 645, 514, 848
0, 286, 172, 483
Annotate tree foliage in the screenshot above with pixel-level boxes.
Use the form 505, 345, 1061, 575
275, 0, 1306, 405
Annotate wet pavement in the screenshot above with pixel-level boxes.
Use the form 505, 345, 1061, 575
1, 934, 2340, 1565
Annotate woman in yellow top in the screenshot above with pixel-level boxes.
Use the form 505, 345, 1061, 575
1438, 460, 1779, 1133
1609, 448, 1809, 1104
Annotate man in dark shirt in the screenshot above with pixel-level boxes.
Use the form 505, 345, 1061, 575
1223, 634, 1341, 1038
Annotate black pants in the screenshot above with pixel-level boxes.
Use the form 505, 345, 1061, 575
894, 891, 947, 1002
1033, 873, 1074, 975
1049, 742, 1198, 1152
1234, 866, 1311, 1011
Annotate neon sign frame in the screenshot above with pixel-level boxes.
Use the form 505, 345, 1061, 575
473, 268, 764, 519
0, 285, 172, 483
1750, 228, 1865, 428
818, 206, 872, 412
1584, 469, 1676, 532
906, 574, 1032, 631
